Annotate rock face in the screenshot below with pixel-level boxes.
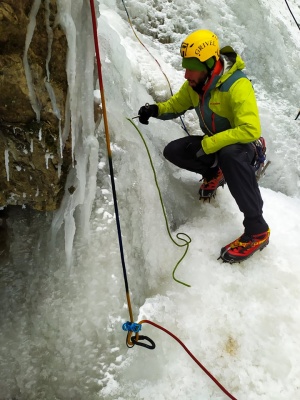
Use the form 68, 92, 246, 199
0, 0, 71, 211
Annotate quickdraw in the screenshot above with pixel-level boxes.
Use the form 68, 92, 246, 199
252, 137, 271, 181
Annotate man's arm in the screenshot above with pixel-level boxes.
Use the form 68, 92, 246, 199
156, 80, 199, 120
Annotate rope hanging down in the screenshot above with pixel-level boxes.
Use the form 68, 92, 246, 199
283, 0, 300, 118
89, 0, 134, 326
89, 3, 237, 399
284, 0, 300, 31
127, 118, 192, 287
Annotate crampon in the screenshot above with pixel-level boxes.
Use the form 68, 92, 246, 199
199, 168, 226, 201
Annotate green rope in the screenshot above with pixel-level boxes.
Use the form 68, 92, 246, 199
127, 118, 192, 287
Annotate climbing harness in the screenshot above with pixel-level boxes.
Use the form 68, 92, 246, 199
200, 104, 270, 181
120, 0, 190, 135
89, 1, 238, 398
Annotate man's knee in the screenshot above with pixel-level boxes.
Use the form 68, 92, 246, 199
163, 142, 173, 161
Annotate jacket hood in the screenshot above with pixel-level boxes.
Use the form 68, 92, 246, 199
217, 46, 245, 86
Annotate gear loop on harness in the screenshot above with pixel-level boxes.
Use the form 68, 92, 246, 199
251, 137, 271, 181
253, 138, 266, 167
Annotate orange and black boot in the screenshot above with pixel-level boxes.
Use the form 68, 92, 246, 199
219, 229, 270, 263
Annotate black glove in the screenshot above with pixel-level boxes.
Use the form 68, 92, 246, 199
138, 104, 158, 125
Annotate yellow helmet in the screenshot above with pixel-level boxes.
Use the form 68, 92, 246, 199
180, 30, 220, 63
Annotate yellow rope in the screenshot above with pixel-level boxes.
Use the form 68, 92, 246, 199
127, 118, 192, 287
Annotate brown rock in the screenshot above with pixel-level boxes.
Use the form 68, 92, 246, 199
0, 0, 71, 211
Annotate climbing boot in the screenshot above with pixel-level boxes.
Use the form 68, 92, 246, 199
219, 229, 270, 263
199, 168, 225, 201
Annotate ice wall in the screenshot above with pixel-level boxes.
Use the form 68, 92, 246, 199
23, 0, 42, 122
51, 0, 99, 268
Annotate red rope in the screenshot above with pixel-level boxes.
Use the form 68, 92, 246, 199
89, 0, 112, 158
89, 0, 135, 324
89, 1, 237, 399
140, 320, 238, 400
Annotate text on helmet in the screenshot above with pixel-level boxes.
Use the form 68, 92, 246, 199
195, 41, 217, 56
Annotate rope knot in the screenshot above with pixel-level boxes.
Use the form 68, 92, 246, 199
122, 321, 142, 333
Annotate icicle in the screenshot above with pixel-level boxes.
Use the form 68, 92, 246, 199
4, 149, 9, 181
44, 81, 61, 120
57, 163, 62, 178
61, 91, 71, 149
50, 0, 98, 270
57, 120, 63, 178
23, 0, 42, 122
44, 0, 64, 168
44, 80, 63, 163
58, 120, 62, 159
64, 211, 76, 270
45, 151, 53, 169
55, 10, 77, 164
44, 0, 53, 82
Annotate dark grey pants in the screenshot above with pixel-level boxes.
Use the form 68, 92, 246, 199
163, 136, 269, 235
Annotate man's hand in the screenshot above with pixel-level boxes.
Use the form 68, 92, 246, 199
138, 104, 158, 125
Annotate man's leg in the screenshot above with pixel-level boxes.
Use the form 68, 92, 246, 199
218, 143, 269, 235
163, 136, 216, 176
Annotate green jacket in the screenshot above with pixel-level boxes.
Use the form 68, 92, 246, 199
156, 47, 261, 154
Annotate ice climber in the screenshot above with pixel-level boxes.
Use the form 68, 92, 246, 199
137, 29, 270, 263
